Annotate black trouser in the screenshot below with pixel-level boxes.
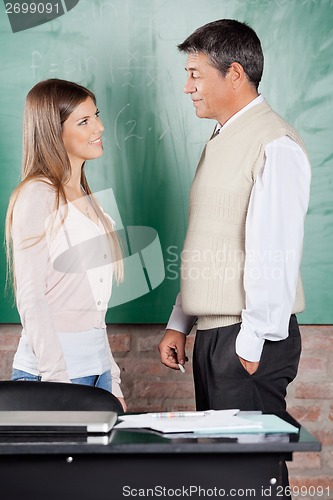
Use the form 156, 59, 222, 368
193, 314, 301, 412
192, 315, 301, 499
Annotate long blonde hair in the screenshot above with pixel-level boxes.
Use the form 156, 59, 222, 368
6, 78, 123, 287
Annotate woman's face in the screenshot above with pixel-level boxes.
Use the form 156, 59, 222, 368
62, 97, 104, 169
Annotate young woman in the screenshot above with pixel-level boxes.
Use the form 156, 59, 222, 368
6, 78, 126, 411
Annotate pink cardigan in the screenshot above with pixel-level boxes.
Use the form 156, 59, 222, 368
11, 180, 123, 396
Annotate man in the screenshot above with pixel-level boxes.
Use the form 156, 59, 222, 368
159, 19, 311, 413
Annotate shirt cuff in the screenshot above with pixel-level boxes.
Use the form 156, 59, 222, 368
166, 294, 197, 334
235, 323, 265, 362
166, 310, 196, 335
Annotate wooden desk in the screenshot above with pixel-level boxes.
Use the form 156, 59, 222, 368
0, 413, 321, 500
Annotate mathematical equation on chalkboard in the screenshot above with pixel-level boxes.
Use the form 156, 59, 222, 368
30, 46, 173, 149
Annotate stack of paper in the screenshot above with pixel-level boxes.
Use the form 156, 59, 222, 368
114, 410, 299, 435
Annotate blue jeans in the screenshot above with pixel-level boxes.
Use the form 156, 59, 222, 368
11, 369, 112, 393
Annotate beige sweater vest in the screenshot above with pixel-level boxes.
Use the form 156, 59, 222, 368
181, 101, 308, 330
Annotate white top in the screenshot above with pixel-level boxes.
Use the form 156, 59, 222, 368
11, 180, 123, 396
166, 95, 311, 361
13, 327, 120, 381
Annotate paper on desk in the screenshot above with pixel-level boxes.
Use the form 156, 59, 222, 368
115, 410, 264, 434
234, 414, 299, 434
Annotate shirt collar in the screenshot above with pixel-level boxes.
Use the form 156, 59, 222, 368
216, 94, 265, 132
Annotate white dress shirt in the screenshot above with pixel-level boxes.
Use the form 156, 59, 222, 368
166, 95, 311, 361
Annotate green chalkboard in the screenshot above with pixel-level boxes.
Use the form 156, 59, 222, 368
0, 0, 332, 324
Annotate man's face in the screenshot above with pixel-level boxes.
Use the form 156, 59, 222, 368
184, 52, 234, 125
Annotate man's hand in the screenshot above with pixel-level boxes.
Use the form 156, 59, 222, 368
239, 356, 259, 375
158, 329, 186, 370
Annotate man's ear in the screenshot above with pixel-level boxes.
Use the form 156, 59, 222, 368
229, 62, 245, 90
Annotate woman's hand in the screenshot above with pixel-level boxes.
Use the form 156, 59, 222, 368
117, 396, 127, 412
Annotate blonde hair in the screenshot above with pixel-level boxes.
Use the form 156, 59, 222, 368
6, 78, 123, 289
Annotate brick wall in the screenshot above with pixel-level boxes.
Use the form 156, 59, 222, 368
0, 324, 332, 496
286, 326, 333, 496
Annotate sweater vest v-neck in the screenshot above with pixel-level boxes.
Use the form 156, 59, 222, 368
180, 101, 308, 330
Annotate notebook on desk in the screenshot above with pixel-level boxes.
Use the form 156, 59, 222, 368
0, 411, 118, 434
